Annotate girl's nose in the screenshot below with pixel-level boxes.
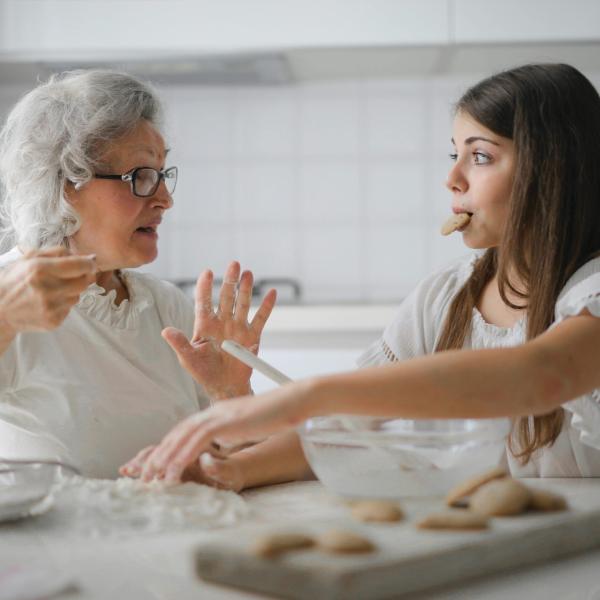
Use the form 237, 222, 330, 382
445, 162, 467, 194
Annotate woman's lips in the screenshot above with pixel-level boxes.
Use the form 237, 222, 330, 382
134, 227, 158, 239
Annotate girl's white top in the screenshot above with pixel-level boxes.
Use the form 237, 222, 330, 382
358, 252, 600, 477
0, 247, 209, 478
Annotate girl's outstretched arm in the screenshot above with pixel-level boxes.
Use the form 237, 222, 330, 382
130, 311, 600, 484
316, 310, 600, 420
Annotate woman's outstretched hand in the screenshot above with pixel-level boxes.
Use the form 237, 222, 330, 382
162, 261, 276, 399
120, 382, 313, 485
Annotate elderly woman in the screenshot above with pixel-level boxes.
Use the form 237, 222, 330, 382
0, 70, 275, 478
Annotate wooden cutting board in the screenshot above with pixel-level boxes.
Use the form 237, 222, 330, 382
195, 481, 600, 599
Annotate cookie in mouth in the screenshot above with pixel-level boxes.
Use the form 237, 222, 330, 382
440, 212, 472, 236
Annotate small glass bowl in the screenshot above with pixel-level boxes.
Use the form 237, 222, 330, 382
299, 416, 510, 498
0, 460, 77, 522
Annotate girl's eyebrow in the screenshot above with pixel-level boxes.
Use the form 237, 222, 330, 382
451, 136, 500, 146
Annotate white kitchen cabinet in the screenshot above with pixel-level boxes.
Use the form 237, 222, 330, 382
0, 0, 449, 57
1, 0, 598, 83
2, 0, 598, 60
453, 0, 600, 44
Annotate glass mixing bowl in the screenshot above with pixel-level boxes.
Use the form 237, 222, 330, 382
299, 416, 510, 498
0, 460, 78, 522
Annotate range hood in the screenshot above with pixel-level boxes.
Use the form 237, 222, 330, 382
2, 41, 600, 88
38, 54, 295, 86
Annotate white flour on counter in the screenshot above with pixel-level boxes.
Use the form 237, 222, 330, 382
47, 476, 248, 537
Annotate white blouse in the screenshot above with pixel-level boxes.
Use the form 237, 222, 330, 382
358, 252, 600, 477
0, 247, 209, 478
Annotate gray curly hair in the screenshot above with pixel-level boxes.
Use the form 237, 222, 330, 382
0, 69, 163, 250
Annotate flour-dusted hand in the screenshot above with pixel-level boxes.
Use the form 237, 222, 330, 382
162, 261, 276, 399
0, 247, 97, 339
120, 442, 246, 491
135, 382, 313, 484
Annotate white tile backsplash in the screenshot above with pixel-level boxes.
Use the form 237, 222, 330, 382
300, 225, 362, 293
164, 94, 233, 161
299, 92, 360, 157
234, 224, 297, 279
365, 224, 428, 300
171, 162, 233, 226
365, 160, 425, 222
365, 93, 426, 155
168, 226, 236, 281
232, 88, 297, 157
232, 163, 296, 224
299, 161, 361, 224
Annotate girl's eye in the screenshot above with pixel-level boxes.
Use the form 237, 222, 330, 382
449, 152, 458, 161
473, 151, 491, 164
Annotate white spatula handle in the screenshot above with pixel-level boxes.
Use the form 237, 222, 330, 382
221, 340, 293, 386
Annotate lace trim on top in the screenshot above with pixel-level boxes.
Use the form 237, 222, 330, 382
76, 270, 154, 330
381, 339, 400, 362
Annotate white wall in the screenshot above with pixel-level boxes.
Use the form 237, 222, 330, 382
1, 70, 599, 302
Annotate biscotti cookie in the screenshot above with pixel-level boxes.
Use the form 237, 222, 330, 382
350, 500, 404, 523
446, 466, 508, 507
470, 478, 531, 516
252, 533, 315, 558
441, 212, 471, 235
317, 530, 375, 554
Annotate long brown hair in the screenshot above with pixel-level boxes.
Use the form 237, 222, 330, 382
435, 64, 600, 463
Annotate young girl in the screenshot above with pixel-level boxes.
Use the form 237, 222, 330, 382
122, 63, 600, 487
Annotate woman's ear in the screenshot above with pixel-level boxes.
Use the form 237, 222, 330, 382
64, 180, 82, 205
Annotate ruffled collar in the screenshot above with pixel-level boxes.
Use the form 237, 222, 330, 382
470, 307, 526, 348
77, 270, 154, 330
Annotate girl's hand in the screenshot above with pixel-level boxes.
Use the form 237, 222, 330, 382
119, 444, 246, 492
162, 261, 276, 399
0, 247, 96, 337
128, 384, 311, 485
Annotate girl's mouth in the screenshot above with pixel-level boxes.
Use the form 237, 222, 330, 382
457, 213, 473, 232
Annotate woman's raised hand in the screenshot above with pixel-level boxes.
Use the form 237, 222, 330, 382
161, 261, 276, 399
0, 247, 96, 337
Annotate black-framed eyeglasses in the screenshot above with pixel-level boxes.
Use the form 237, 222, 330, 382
94, 166, 178, 197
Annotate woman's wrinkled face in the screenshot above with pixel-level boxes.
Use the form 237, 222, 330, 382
67, 119, 172, 271
446, 111, 515, 249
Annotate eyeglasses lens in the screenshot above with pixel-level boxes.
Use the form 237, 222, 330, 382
164, 167, 177, 194
134, 168, 160, 197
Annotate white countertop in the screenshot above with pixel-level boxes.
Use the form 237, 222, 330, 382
257, 304, 398, 334
3, 479, 600, 600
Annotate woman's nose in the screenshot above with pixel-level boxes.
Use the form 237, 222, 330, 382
445, 162, 467, 194
152, 181, 174, 209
